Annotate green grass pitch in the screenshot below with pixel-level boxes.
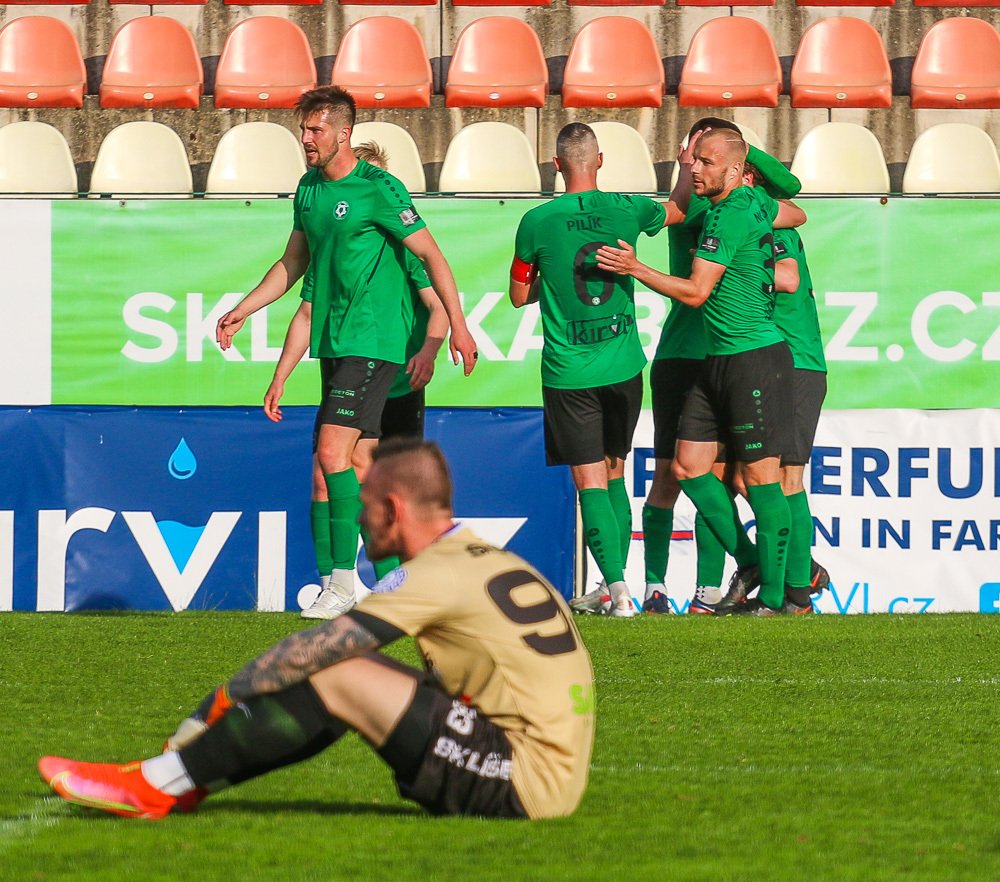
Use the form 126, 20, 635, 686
1, 612, 997, 881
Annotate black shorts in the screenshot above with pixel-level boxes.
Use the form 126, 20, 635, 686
650, 357, 704, 459
784, 368, 827, 465
381, 388, 425, 441
386, 682, 526, 819
312, 356, 398, 450
678, 341, 794, 463
542, 372, 643, 467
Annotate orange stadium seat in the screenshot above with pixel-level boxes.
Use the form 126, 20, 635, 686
225, 0, 319, 6
562, 17, 664, 108
89, 121, 193, 198
797, 0, 892, 6
455, 0, 551, 6
99, 17, 203, 109
0, 16, 86, 108
914, 0, 999, 7
113, 0, 206, 5
790, 17, 892, 109
438, 122, 540, 193
337, 0, 434, 7
678, 17, 781, 107
910, 18, 1000, 109
0, 121, 78, 197
445, 17, 547, 108
3, 0, 89, 5
902, 123, 1000, 193
214, 17, 316, 109
331, 17, 431, 108
568, 0, 663, 7
679, 0, 772, 7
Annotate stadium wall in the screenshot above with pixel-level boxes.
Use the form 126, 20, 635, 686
0, 197, 998, 613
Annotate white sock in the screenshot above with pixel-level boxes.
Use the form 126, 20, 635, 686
141, 752, 195, 797
319, 573, 332, 591
696, 585, 723, 604
330, 568, 354, 593
607, 580, 633, 609
645, 582, 666, 601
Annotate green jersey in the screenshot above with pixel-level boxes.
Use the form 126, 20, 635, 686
655, 197, 710, 361
292, 159, 426, 362
695, 186, 783, 356
387, 252, 432, 399
772, 228, 826, 373
514, 190, 665, 389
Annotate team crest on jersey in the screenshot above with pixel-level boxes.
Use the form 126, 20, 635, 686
370, 565, 408, 593
700, 235, 721, 253
334, 201, 350, 220
399, 207, 420, 227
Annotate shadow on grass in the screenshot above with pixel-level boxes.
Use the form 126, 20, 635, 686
202, 799, 424, 818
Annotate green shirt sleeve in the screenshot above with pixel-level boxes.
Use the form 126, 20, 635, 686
513, 208, 539, 264
746, 145, 801, 200
637, 196, 667, 237
369, 171, 427, 243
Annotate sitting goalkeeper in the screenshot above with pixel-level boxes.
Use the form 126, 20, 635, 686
39, 439, 595, 820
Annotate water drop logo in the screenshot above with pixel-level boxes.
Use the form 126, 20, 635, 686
168, 438, 197, 480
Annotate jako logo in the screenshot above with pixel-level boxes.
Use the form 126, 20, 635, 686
978, 583, 1000, 613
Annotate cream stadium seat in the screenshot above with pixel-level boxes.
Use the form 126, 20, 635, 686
350, 121, 426, 192
902, 123, 1000, 193
790, 122, 890, 194
0, 121, 78, 197
90, 122, 192, 198
437, 122, 540, 193
205, 123, 306, 198
554, 121, 657, 193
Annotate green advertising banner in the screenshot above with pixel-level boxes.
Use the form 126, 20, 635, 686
46, 197, 1000, 409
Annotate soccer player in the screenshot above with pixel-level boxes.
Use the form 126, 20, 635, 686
509, 122, 668, 618
263, 140, 450, 611
641, 119, 804, 615
215, 87, 477, 621
38, 440, 595, 820
765, 167, 831, 610
596, 129, 802, 616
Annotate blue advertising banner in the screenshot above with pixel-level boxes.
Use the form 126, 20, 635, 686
0, 406, 574, 611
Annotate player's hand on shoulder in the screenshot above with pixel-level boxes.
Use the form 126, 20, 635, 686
596, 239, 636, 275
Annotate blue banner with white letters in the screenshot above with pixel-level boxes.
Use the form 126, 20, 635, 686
0, 406, 574, 611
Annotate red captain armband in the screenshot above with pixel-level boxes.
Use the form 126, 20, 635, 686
510, 256, 538, 286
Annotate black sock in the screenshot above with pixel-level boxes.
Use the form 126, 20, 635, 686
785, 586, 813, 607
180, 681, 347, 791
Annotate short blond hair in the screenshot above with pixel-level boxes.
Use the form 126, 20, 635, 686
353, 140, 389, 171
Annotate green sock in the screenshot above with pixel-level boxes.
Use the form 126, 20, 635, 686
310, 501, 333, 576
679, 473, 757, 567
642, 503, 673, 585
746, 482, 792, 609
324, 469, 362, 571
607, 477, 633, 567
694, 511, 726, 588
579, 488, 624, 585
785, 490, 814, 589
360, 522, 401, 581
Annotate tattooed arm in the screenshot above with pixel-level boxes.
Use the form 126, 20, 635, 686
227, 614, 382, 702
165, 615, 387, 750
